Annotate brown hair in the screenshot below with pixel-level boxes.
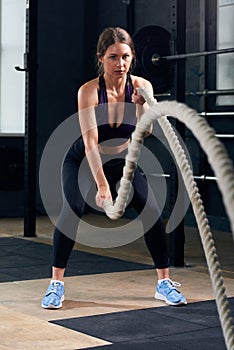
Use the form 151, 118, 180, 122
96, 27, 136, 75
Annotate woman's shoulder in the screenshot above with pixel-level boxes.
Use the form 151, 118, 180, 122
78, 77, 100, 107
78, 77, 99, 94
130, 74, 152, 89
131, 75, 153, 93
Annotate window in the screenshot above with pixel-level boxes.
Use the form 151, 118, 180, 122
216, 0, 234, 106
0, 0, 26, 134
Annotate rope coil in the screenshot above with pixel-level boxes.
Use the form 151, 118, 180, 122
103, 87, 234, 349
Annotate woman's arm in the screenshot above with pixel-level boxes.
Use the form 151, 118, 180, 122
78, 82, 112, 207
131, 77, 154, 136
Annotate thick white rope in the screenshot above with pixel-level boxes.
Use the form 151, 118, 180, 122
103, 88, 234, 349
150, 108, 234, 350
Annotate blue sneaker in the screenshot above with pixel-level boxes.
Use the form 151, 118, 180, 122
41, 280, 65, 309
155, 279, 187, 306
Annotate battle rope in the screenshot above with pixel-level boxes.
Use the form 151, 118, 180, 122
103, 87, 234, 350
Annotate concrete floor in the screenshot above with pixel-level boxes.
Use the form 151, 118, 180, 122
0, 215, 233, 350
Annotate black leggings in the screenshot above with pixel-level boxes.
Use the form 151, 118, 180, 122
53, 138, 169, 269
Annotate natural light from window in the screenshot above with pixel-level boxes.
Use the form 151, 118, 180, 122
216, 0, 234, 106
0, 0, 25, 134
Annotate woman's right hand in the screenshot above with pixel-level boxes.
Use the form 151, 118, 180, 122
95, 186, 113, 208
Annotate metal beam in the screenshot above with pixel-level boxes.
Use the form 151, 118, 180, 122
200, 111, 234, 116
122, 0, 135, 35
152, 47, 234, 64
154, 88, 234, 98
23, 0, 38, 237
168, 0, 186, 267
150, 173, 218, 181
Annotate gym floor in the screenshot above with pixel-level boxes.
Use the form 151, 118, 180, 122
0, 214, 233, 350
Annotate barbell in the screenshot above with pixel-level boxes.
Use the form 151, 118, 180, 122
132, 25, 234, 94
152, 47, 234, 64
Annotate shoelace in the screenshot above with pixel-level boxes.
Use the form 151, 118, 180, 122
47, 282, 61, 295
163, 279, 181, 289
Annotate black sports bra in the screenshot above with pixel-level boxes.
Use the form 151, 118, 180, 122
96, 74, 137, 145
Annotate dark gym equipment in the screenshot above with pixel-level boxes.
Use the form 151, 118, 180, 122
15, 1, 38, 237
133, 25, 172, 94
12, 1, 233, 258
132, 25, 234, 94
0, 146, 24, 191
155, 89, 234, 98
152, 47, 234, 63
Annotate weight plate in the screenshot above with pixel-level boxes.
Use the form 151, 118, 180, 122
133, 25, 172, 93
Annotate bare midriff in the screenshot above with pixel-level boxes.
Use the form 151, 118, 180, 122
98, 139, 130, 154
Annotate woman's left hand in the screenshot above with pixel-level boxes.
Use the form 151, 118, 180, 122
95, 186, 112, 208
131, 89, 145, 105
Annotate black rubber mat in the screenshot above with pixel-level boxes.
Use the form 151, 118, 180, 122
50, 298, 234, 350
0, 237, 153, 282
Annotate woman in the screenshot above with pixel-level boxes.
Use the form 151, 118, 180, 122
41, 27, 187, 308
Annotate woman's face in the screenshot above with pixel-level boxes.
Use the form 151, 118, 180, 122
99, 42, 133, 77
